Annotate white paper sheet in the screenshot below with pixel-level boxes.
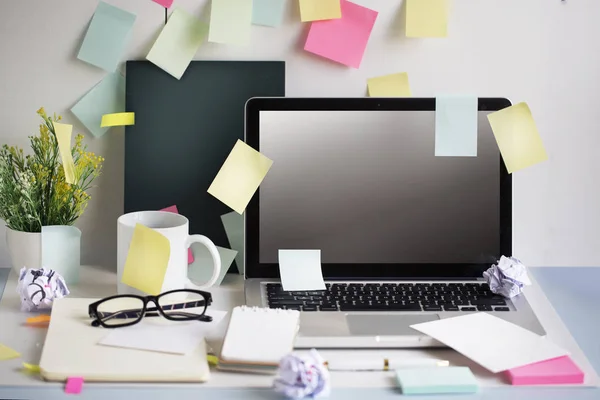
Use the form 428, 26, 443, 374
410, 313, 569, 373
98, 310, 227, 355
278, 250, 326, 291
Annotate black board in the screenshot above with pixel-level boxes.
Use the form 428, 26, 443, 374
124, 61, 285, 270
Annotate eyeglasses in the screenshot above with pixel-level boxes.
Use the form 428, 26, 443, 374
88, 289, 213, 328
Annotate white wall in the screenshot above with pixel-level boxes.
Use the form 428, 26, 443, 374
0, 0, 598, 268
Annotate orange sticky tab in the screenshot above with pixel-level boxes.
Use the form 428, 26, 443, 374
26, 315, 51, 324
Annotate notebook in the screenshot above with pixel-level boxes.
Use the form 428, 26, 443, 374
39, 298, 210, 382
218, 306, 300, 373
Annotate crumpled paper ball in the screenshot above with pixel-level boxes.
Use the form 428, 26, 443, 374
273, 349, 330, 399
16, 267, 70, 312
483, 256, 531, 298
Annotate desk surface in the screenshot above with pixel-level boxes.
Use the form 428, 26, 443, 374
0, 266, 598, 400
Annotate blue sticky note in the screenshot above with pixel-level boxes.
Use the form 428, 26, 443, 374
252, 0, 287, 27
77, 1, 137, 72
71, 73, 125, 138
221, 212, 244, 275
41, 226, 82, 285
435, 95, 478, 157
395, 367, 479, 395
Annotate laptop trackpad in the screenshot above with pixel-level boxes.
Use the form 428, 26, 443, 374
346, 314, 440, 336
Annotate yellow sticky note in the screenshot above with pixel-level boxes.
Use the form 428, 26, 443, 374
487, 102, 548, 174
121, 224, 171, 295
101, 112, 135, 127
299, 0, 341, 22
22, 363, 41, 373
367, 73, 411, 97
26, 314, 51, 325
0, 344, 20, 361
208, 140, 273, 214
406, 0, 448, 38
53, 122, 76, 184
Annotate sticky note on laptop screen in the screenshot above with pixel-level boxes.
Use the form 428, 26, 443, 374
121, 224, 171, 295
207, 140, 273, 215
487, 102, 548, 173
299, 0, 342, 22
396, 367, 478, 395
367, 73, 411, 97
435, 95, 478, 157
405, 0, 448, 38
208, 0, 253, 45
304, 0, 378, 69
278, 250, 326, 291
77, 1, 136, 71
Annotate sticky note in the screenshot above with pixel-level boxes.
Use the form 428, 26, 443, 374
0, 344, 20, 361
487, 102, 548, 173
22, 363, 41, 373
304, 0, 378, 69
161, 205, 194, 264
367, 72, 411, 97
65, 377, 84, 394
77, 2, 136, 71
42, 225, 82, 284
26, 315, 51, 325
121, 224, 171, 295
278, 249, 326, 291
207, 140, 273, 214
71, 72, 125, 138
221, 211, 244, 274
152, 0, 174, 8
188, 244, 237, 286
53, 123, 76, 184
506, 356, 584, 385
252, 0, 286, 27
299, 0, 341, 22
101, 112, 135, 127
146, 8, 207, 80
435, 95, 478, 157
406, 0, 448, 38
208, 0, 253, 45
396, 367, 478, 395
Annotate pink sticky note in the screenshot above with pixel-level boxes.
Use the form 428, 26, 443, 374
65, 377, 84, 394
152, 0, 174, 8
161, 205, 194, 264
304, 0, 378, 69
505, 356, 585, 385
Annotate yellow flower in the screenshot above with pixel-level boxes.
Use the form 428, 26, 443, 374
36, 107, 46, 116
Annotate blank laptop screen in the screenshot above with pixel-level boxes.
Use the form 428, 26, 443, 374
258, 110, 501, 264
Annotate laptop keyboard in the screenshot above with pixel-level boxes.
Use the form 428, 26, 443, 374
266, 282, 509, 312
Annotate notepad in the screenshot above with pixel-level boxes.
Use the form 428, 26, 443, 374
396, 367, 478, 395
218, 306, 300, 374
506, 356, 585, 385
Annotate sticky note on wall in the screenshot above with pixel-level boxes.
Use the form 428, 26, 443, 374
152, 0, 174, 8
367, 73, 411, 97
487, 102, 548, 173
278, 249, 326, 291
299, 0, 341, 22
208, 0, 253, 45
406, 0, 448, 38
435, 95, 478, 157
53, 123, 77, 184
77, 2, 136, 71
252, 0, 287, 27
101, 112, 135, 127
304, 0, 378, 69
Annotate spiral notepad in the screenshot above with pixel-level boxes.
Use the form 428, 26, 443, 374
218, 306, 300, 373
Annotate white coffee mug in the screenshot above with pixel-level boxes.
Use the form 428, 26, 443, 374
117, 211, 221, 295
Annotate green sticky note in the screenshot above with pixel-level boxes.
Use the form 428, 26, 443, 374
188, 244, 237, 286
221, 211, 244, 275
435, 95, 478, 157
146, 8, 207, 80
71, 72, 125, 138
77, 1, 136, 72
252, 0, 286, 27
208, 0, 253, 45
396, 367, 478, 395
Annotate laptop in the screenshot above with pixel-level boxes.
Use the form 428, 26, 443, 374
243, 97, 545, 348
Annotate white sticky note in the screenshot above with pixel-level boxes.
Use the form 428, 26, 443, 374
41, 225, 82, 284
410, 313, 568, 373
278, 250, 326, 291
435, 95, 478, 157
98, 310, 228, 355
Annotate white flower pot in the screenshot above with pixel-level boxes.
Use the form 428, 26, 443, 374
6, 227, 42, 274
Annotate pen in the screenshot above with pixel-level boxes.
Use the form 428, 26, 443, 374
324, 358, 449, 371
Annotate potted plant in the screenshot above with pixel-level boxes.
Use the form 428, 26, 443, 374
0, 108, 103, 276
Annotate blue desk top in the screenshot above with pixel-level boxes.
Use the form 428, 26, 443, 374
0, 267, 598, 400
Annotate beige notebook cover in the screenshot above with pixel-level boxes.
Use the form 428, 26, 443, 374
39, 297, 210, 382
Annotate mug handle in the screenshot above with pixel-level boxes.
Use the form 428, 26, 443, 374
184, 234, 221, 290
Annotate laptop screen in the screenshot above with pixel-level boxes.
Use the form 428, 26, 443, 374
258, 110, 501, 265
